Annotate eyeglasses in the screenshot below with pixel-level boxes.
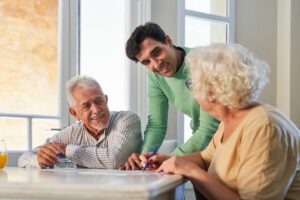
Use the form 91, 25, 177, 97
184, 79, 192, 91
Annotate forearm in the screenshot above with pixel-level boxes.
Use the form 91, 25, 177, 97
144, 73, 169, 152
142, 107, 168, 152
171, 130, 213, 156
187, 167, 240, 200
181, 152, 206, 170
171, 113, 219, 156
142, 128, 166, 152
66, 145, 119, 168
18, 152, 40, 168
66, 139, 140, 169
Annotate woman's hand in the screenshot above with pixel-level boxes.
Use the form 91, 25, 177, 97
140, 153, 170, 170
156, 156, 199, 177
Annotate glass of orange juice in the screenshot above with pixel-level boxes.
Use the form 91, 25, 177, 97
0, 139, 8, 170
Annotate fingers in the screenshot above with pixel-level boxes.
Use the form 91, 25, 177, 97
156, 165, 164, 173
52, 142, 66, 156
125, 162, 131, 170
149, 154, 170, 164
127, 153, 142, 170
122, 153, 143, 170
131, 153, 143, 168
139, 153, 149, 167
118, 165, 126, 170
37, 144, 59, 168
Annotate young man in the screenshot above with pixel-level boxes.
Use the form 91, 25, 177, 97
18, 75, 142, 169
123, 22, 219, 170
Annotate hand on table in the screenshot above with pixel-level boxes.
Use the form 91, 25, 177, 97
141, 153, 170, 171
37, 143, 60, 168
119, 153, 143, 170
156, 156, 198, 176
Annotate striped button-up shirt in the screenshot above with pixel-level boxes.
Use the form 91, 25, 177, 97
18, 111, 142, 169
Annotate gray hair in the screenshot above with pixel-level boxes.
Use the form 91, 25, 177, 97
66, 75, 103, 107
187, 43, 270, 109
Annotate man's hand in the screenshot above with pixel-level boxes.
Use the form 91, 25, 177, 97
37, 143, 60, 168
119, 153, 143, 170
52, 142, 67, 156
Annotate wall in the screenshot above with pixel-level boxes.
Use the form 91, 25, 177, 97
290, 0, 300, 127
235, 0, 277, 106
151, 0, 179, 140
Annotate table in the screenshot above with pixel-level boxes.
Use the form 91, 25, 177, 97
0, 167, 184, 200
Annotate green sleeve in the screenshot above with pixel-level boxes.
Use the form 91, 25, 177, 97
141, 73, 169, 152
171, 107, 220, 156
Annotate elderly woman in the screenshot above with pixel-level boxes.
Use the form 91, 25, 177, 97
143, 43, 300, 200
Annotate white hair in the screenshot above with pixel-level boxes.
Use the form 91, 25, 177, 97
66, 75, 104, 107
186, 43, 270, 109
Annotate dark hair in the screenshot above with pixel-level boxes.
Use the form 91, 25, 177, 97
125, 22, 166, 62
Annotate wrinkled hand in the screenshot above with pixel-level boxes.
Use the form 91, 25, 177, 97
156, 156, 198, 176
141, 153, 170, 171
119, 153, 143, 170
37, 143, 60, 168
52, 142, 67, 156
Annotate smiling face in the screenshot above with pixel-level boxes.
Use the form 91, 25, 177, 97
135, 36, 179, 77
69, 86, 110, 135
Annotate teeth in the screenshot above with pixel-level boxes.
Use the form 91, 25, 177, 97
90, 111, 104, 120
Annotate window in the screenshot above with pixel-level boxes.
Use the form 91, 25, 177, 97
77, 0, 150, 130
79, 0, 126, 111
0, 0, 60, 153
178, 0, 235, 142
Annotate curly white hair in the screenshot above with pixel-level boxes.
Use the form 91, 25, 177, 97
186, 43, 270, 109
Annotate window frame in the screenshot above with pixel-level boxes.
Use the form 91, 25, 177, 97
3, 0, 78, 166
177, 0, 235, 190
76, 0, 151, 133
177, 0, 235, 146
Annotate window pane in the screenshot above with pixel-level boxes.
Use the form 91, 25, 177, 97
185, 16, 227, 47
186, 0, 228, 17
0, 0, 59, 151
80, 0, 126, 111
0, 118, 27, 151
0, 0, 59, 116
32, 119, 60, 149
184, 115, 193, 143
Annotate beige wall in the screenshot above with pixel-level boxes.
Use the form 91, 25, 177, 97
290, 0, 300, 127
235, 0, 277, 106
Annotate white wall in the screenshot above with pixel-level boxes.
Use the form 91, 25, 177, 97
151, 0, 179, 140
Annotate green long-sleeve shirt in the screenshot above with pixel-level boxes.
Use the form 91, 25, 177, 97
142, 47, 220, 155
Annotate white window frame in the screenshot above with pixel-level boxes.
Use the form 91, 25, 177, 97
125, 0, 151, 133
5, 0, 76, 166
177, 0, 235, 190
177, 0, 235, 146
6, 0, 151, 167
74, 0, 151, 132
58, 0, 80, 127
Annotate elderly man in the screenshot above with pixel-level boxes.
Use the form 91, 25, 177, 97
18, 75, 142, 169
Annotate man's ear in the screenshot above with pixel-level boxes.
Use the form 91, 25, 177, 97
69, 107, 80, 121
165, 35, 174, 47
104, 95, 108, 104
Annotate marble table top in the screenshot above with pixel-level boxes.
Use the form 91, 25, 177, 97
0, 167, 184, 200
